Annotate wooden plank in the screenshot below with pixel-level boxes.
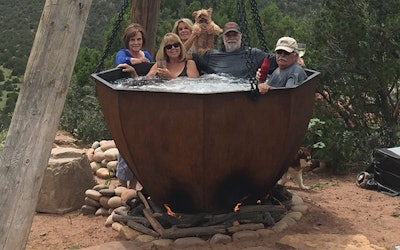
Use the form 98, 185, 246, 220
132, 0, 160, 56
0, 1, 92, 249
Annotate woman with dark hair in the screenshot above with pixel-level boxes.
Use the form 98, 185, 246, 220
119, 33, 199, 79
115, 23, 153, 66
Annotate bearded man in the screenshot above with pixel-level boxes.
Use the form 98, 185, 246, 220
192, 22, 277, 79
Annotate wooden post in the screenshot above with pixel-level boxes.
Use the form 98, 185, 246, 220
0, 0, 92, 249
132, 0, 160, 56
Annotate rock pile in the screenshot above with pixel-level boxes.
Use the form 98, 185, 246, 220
85, 140, 119, 180
81, 183, 137, 218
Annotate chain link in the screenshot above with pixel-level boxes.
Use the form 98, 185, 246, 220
95, 0, 129, 73
250, 0, 268, 52
237, 0, 259, 100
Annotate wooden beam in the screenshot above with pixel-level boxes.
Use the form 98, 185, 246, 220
132, 0, 160, 56
0, 1, 92, 249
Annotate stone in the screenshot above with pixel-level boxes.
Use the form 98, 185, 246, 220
291, 204, 308, 213
100, 140, 116, 151
280, 215, 297, 226
99, 196, 111, 209
86, 148, 94, 162
105, 213, 114, 227
174, 237, 207, 248
91, 141, 100, 149
152, 239, 174, 248
104, 148, 119, 161
84, 197, 101, 208
120, 189, 137, 204
93, 184, 109, 191
36, 148, 96, 214
114, 186, 128, 196
93, 151, 105, 163
113, 206, 128, 215
90, 161, 102, 173
232, 230, 259, 242
96, 167, 114, 179
111, 222, 124, 232
271, 220, 288, 233
107, 160, 118, 171
291, 192, 304, 205
135, 235, 155, 243
118, 225, 141, 240
209, 233, 232, 245
95, 207, 109, 216
108, 196, 123, 208
81, 205, 97, 215
286, 211, 303, 221
100, 159, 108, 168
257, 228, 274, 238
85, 189, 102, 201
99, 188, 116, 197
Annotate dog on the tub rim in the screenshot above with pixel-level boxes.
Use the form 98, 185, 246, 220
191, 8, 223, 55
278, 146, 312, 190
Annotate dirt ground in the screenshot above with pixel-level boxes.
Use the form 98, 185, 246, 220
26, 132, 399, 249
26, 171, 400, 250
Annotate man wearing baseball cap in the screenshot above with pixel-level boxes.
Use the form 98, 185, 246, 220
257, 36, 307, 94
192, 22, 277, 78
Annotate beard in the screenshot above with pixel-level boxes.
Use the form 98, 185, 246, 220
224, 39, 241, 52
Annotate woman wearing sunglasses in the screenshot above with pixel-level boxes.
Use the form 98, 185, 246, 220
257, 36, 307, 94
118, 33, 199, 79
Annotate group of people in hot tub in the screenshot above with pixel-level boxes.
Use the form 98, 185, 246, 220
114, 20, 307, 189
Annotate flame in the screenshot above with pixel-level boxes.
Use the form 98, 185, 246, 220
163, 204, 176, 216
234, 202, 242, 212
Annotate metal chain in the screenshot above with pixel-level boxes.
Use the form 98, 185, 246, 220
237, 0, 258, 100
95, 0, 129, 73
237, 0, 250, 47
250, 0, 268, 52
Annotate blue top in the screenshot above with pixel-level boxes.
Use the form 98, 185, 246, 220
268, 63, 308, 88
193, 47, 277, 79
115, 49, 153, 66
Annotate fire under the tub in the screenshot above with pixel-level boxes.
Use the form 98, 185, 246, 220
112, 185, 293, 239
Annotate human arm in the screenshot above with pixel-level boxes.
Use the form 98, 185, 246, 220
115, 49, 131, 66
117, 63, 138, 78
129, 51, 150, 65
286, 69, 308, 87
183, 33, 197, 51
143, 51, 154, 62
258, 82, 271, 94
186, 60, 200, 78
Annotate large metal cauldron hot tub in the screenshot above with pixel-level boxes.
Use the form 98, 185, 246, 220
92, 68, 320, 213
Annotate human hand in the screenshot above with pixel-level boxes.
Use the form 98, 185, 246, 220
117, 63, 138, 77
255, 68, 262, 82
297, 57, 305, 67
258, 83, 270, 94
156, 67, 172, 79
130, 57, 149, 65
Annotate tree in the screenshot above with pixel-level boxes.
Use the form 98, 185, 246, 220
308, 0, 400, 167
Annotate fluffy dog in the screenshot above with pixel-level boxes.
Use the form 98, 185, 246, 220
278, 147, 312, 190
192, 8, 223, 55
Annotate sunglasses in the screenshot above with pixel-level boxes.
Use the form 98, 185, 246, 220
276, 50, 293, 55
165, 43, 180, 50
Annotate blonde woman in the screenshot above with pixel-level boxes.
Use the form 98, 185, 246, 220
119, 33, 199, 79
172, 18, 196, 55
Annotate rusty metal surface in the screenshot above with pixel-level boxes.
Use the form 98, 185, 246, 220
92, 68, 319, 213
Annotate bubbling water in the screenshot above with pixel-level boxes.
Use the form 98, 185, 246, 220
112, 74, 252, 94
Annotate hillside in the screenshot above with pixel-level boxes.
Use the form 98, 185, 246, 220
0, 0, 120, 75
